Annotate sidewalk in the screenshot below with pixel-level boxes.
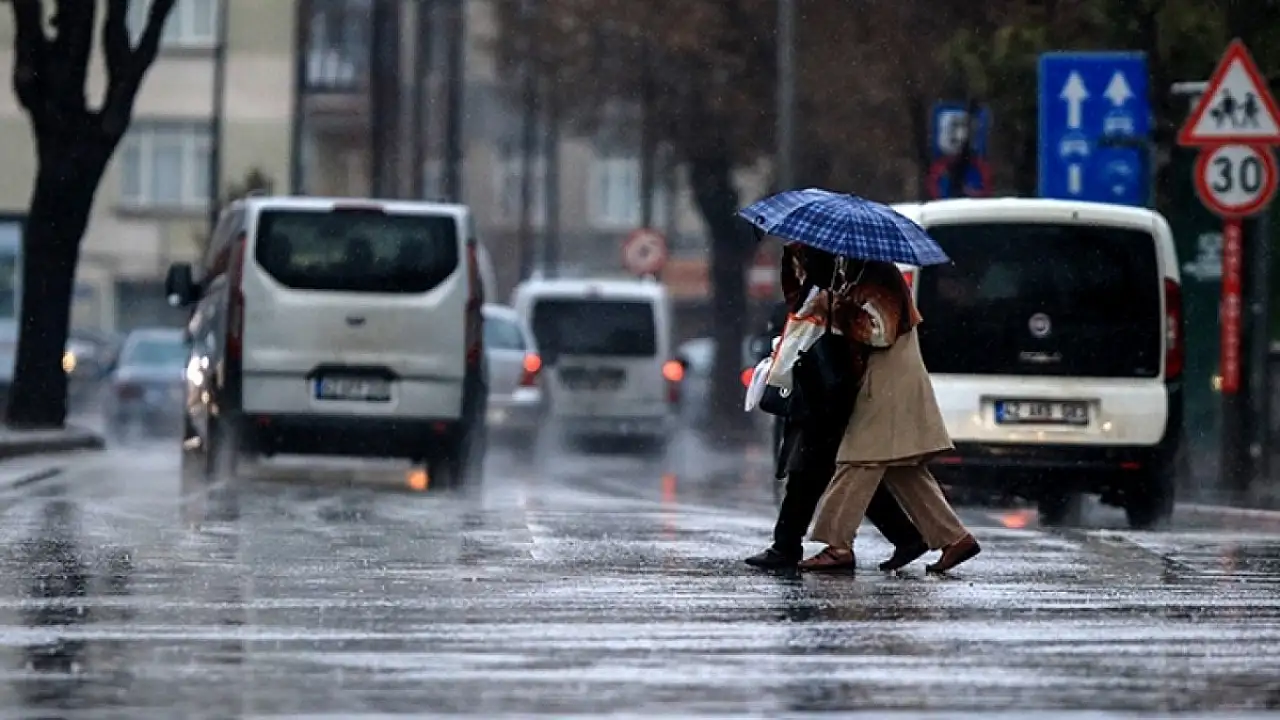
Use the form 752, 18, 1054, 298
0, 424, 104, 461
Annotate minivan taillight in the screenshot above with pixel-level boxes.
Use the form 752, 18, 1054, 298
227, 232, 247, 361
520, 353, 542, 387
1164, 277, 1183, 380
662, 360, 684, 404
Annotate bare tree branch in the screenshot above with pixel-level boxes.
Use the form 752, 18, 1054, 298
103, 0, 132, 90
9, 0, 49, 119
50, 0, 96, 115
131, 0, 178, 77
101, 0, 178, 138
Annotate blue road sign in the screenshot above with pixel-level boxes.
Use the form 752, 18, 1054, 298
1038, 52, 1150, 206
931, 103, 991, 160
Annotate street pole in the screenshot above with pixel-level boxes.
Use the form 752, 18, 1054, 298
639, 40, 655, 228
516, 0, 539, 281
369, 0, 401, 198
410, 0, 432, 199
289, 0, 310, 195
543, 77, 560, 278
1248, 208, 1272, 496
206, 0, 230, 232
442, 0, 465, 202
775, 0, 795, 191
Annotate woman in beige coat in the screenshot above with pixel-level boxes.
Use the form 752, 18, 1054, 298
797, 257, 981, 573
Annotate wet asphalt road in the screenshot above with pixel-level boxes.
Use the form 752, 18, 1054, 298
1, 437, 1280, 718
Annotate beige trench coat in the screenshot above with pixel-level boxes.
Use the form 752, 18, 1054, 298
836, 327, 953, 465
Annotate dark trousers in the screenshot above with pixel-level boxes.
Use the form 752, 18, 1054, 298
771, 419, 923, 558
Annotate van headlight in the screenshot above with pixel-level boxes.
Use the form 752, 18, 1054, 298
62, 351, 76, 374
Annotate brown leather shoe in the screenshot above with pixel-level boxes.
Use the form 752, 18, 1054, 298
925, 534, 981, 574
798, 547, 856, 572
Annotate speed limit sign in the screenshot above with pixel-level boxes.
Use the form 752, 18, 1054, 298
1194, 144, 1278, 217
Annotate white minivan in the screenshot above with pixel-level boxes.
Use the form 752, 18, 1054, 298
894, 198, 1185, 528
511, 277, 678, 450
165, 196, 488, 488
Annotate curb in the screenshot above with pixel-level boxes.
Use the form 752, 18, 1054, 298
2, 466, 63, 490
0, 426, 105, 462
1177, 502, 1280, 521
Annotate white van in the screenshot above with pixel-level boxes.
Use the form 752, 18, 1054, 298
511, 277, 677, 449
893, 198, 1184, 528
165, 196, 488, 488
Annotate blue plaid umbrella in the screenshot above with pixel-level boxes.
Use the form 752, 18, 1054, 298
738, 188, 950, 266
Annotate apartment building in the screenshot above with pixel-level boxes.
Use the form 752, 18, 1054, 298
0, 0, 760, 335
0, 0, 295, 331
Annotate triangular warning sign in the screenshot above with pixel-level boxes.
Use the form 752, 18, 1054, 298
1179, 39, 1280, 146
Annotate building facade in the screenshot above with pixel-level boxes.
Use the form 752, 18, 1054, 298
0, 0, 764, 336
0, 0, 295, 332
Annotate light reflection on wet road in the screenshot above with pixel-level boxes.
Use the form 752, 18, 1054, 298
0, 439, 1279, 717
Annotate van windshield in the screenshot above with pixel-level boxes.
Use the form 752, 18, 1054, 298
254, 209, 459, 293
530, 299, 657, 361
915, 222, 1162, 378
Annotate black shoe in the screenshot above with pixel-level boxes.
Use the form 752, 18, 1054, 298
879, 541, 929, 572
744, 548, 800, 570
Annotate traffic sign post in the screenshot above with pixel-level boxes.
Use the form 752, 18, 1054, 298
928, 102, 992, 199
621, 228, 668, 277
1038, 52, 1151, 206
926, 156, 992, 199
1178, 39, 1280, 499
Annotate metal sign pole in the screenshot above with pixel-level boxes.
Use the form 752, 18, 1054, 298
1248, 207, 1272, 492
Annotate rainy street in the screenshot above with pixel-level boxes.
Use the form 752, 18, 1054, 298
0, 440, 1278, 717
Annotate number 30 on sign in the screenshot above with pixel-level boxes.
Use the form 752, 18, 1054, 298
1194, 144, 1278, 217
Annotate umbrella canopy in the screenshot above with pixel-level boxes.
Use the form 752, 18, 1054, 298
738, 188, 950, 266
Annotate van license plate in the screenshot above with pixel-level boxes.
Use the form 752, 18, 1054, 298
995, 400, 1088, 425
314, 376, 392, 402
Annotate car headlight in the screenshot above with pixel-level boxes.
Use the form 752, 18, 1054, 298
62, 351, 76, 374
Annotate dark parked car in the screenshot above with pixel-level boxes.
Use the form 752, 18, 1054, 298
103, 328, 187, 440
66, 329, 121, 412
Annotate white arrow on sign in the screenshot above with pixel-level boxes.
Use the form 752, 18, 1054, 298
1060, 72, 1089, 129
1104, 71, 1133, 107
1068, 164, 1082, 194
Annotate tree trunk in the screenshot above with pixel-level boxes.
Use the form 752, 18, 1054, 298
688, 150, 752, 444
6, 156, 105, 429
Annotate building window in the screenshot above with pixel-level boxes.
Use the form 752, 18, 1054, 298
588, 157, 669, 229
129, 0, 219, 48
305, 0, 372, 91
119, 123, 212, 211
494, 154, 547, 227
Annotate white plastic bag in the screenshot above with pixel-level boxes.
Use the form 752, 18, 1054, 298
765, 287, 828, 387
743, 355, 773, 412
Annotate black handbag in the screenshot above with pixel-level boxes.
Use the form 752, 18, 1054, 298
757, 314, 855, 421
758, 377, 801, 418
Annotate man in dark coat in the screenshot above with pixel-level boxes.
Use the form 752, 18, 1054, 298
745, 247, 928, 571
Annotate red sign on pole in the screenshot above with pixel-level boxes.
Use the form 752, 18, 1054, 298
1220, 219, 1244, 393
